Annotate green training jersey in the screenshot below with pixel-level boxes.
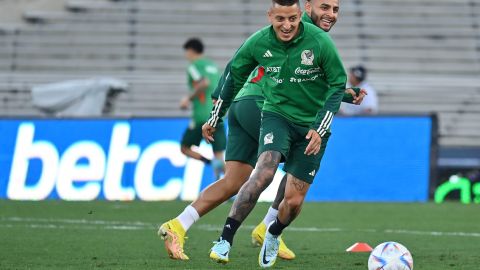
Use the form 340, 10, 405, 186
234, 67, 264, 101
208, 21, 347, 137
211, 13, 356, 111
187, 57, 220, 124
212, 60, 264, 105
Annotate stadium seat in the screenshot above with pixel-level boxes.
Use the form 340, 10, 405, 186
0, 0, 478, 146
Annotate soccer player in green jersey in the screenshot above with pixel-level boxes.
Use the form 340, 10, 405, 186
250, 0, 366, 256
159, 0, 365, 263
204, 0, 349, 267
179, 38, 226, 180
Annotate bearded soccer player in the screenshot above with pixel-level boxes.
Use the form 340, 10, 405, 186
203, 0, 349, 267
159, 0, 364, 263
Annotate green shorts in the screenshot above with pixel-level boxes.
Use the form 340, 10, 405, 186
258, 111, 330, 184
225, 98, 263, 167
181, 121, 226, 152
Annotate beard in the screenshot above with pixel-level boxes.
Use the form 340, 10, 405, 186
310, 12, 335, 32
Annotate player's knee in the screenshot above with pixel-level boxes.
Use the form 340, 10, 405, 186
223, 178, 243, 195
284, 194, 304, 211
253, 174, 274, 192
258, 167, 276, 183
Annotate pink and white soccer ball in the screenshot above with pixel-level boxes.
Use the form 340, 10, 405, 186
368, 242, 414, 270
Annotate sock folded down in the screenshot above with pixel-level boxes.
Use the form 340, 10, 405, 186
268, 217, 288, 236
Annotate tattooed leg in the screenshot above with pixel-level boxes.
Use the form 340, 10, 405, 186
228, 151, 282, 222
277, 174, 311, 225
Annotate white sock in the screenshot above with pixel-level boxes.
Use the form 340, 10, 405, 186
263, 207, 278, 226
176, 205, 200, 231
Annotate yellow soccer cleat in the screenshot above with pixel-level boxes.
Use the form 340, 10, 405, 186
252, 222, 296, 260
158, 219, 189, 260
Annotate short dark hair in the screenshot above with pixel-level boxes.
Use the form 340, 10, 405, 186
183, 38, 204, 54
272, 0, 300, 6
350, 65, 367, 82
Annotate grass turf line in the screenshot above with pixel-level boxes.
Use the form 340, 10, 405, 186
0, 200, 478, 269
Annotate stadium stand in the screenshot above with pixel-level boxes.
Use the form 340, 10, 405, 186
0, 0, 479, 148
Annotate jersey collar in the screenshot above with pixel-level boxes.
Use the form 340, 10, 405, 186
301, 12, 314, 25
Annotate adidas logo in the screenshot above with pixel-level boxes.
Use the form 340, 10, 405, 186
225, 224, 231, 229
263, 50, 273, 58
309, 170, 316, 176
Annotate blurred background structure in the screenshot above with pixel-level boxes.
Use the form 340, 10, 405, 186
0, 0, 479, 176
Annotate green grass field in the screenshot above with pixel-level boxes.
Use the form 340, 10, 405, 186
0, 200, 478, 269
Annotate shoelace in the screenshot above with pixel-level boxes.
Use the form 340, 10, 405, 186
266, 237, 279, 257
212, 239, 226, 246
212, 239, 229, 253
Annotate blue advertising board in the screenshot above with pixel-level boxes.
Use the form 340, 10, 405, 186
0, 117, 433, 202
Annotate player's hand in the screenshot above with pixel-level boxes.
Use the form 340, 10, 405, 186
353, 88, 368, 105
180, 97, 190, 110
212, 98, 218, 105
202, 122, 216, 143
305, 129, 322, 156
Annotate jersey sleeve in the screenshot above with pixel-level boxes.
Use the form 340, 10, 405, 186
187, 63, 203, 82
211, 60, 232, 100
310, 35, 347, 137
341, 87, 361, 104
207, 37, 259, 128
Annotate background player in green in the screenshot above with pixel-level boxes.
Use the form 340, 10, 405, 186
179, 38, 226, 180
159, 0, 366, 262
204, 0, 348, 267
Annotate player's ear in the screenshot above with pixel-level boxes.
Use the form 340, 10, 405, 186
267, 8, 274, 24
305, 0, 312, 16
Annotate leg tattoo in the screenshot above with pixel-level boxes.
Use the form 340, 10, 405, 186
290, 177, 308, 192
229, 151, 282, 222
277, 175, 310, 225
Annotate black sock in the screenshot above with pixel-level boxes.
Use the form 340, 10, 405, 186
268, 217, 288, 236
200, 156, 211, 164
220, 217, 241, 246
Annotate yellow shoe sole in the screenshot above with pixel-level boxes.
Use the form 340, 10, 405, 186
209, 251, 229, 264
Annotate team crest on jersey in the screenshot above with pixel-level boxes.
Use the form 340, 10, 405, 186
264, 132, 274, 145
301, 50, 314, 66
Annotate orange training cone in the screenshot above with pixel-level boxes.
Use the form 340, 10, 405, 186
346, 242, 373, 252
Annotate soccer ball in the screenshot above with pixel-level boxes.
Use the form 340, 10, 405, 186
368, 242, 414, 270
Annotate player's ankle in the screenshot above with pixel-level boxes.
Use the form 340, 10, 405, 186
268, 217, 287, 236
177, 205, 200, 231
263, 206, 279, 226
221, 217, 241, 246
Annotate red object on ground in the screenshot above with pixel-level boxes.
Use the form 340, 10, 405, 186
346, 242, 373, 252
